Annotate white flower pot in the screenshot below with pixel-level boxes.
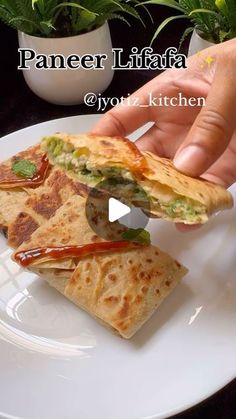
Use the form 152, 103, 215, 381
188, 29, 215, 57
18, 22, 114, 105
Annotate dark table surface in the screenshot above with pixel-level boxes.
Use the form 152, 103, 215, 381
0, 9, 235, 419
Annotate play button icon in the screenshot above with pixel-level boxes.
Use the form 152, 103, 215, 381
85, 176, 151, 241
108, 198, 131, 222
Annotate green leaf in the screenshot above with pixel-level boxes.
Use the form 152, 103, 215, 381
40, 19, 55, 35
133, 0, 154, 23
52, 2, 98, 16
32, 0, 38, 9
144, 0, 236, 43
96, 12, 131, 25
12, 160, 37, 179
118, 2, 139, 17
151, 15, 189, 44
0, 0, 148, 37
32, 0, 46, 17
16, 0, 38, 21
219, 28, 229, 40
120, 2, 146, 25
178, 25, 194, 50
215, 0, 236, 30
0, 0, 18, 15
0, 6, 19, 30
122, 228, 151, 245
189, 7, 219, 16
72, 10, 97, 32
215, 0, 227, 13
109, 0, 124, 9
140, 0, 185, 12
9, 15, 41, 31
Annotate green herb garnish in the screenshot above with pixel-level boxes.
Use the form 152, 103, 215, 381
12, 160, 37, 179
122, 228, 151, 245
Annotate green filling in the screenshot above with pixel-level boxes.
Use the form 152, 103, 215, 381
100, 177, 148, 205
42, 137, 102, 183
42, 136, 133, 185
154, 197, 205, 221
42, 137, 205, 221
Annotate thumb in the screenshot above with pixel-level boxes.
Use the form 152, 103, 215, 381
174, 56, 236, 177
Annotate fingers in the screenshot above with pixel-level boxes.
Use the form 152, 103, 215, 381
201, 144, 236, 187
135, 125, 166, 156
136, 122, 192, 158
91, 95, 152, 138
91, 72, 171, 137
174, 55, 236, 177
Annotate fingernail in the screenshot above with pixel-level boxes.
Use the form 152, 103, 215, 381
174, 145, 207, 176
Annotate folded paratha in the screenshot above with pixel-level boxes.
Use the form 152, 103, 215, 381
13, 194, 127, 269
0, 188, 28, 231
139, 151, 233, 223
0, 144, 50, 232
41, 133, 233, 224
13, 195, 187, 338
64, 247, 186, 338
41, 132, 147, 177
7, 167, 89, 248
0, 144, 48, 188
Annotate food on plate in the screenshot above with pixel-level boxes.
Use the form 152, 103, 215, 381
13, 195, 187, 338
13, 194, 130, 269
0, 150, 90, 244
41, 132, 146, 183
139, 151, 233, 223
0, 145, 50, 232
6, 167, 89, 248
64, 245, 186, 339
0, 144, 49, 188
3, 131, 232, 338
0, 188, 28, 231
41, 133, 233, 224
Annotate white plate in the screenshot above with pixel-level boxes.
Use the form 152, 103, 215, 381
0, 115, 235, 419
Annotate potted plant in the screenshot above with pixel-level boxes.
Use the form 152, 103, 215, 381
141, 0, 236, 55
0, 0, 144, 105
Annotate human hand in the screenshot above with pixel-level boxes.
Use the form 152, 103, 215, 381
92, 38, 236, 190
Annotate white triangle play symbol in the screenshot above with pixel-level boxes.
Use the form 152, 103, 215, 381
108, 198, 131, 223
